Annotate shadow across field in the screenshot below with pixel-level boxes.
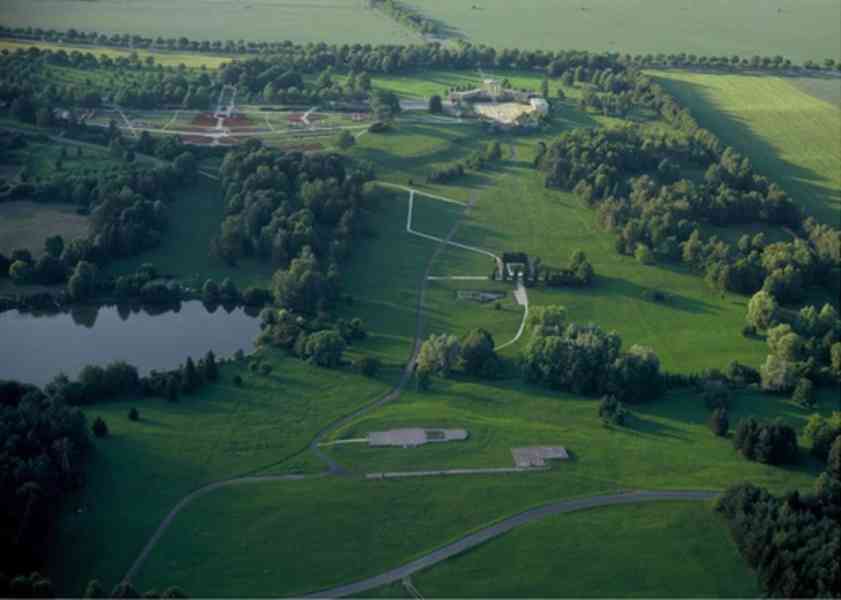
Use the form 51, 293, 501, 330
656, 75, 840, 225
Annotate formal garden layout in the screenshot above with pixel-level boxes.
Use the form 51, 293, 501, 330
0, 3, 839, 598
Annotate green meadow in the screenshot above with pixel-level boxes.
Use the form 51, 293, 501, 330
411, 501, 759, 598
654, 72, 841, 225
48, 354, 391, 595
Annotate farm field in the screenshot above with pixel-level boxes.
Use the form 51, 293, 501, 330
654, 72, 841, 225
412, 0, 841, 62
47, 353, 392, 596
0, 0, 415, 45
0, 201, 87, 256
410, 501, 759, 598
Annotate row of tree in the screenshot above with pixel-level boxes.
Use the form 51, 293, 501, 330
4, 26, 838, 73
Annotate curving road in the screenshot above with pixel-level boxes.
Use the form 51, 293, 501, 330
123, 186, 479, 582
304, 490, 719, 598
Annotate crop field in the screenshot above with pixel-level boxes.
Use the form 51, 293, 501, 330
0, 0, 414, 45
412, 0, 841, 62
0, 202, 88, 256
48, 353, 392, 596
654, 72, 841, 225
411, 501, 759, 598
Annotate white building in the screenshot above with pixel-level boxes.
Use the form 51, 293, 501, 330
530, 97, 549, 115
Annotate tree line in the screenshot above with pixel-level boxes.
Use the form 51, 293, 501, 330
3, 26, 837, 74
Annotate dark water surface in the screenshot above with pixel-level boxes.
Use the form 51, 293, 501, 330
0, 301, 260, 386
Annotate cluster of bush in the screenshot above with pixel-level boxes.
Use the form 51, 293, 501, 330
522, 306, 664, 403
540, 250, 595, 288
415, 328, 501, 388
427, 141, 502, 184
256, 307, 369, 370
369, 0, 441, 36
745, 291, 841, 391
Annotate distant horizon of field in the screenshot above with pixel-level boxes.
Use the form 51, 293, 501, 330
1, 0, 840, 62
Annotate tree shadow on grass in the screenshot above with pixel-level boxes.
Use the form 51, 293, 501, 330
655, 75, 840, 226
546, 273, 721, 316
616, 413, 689, 441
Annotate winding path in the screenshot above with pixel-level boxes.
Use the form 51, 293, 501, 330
122, 183, 479, 582
304, 490, 718, 598
377, 182, 529, 351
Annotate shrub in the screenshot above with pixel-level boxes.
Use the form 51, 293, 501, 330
128, 407, 139, 421
791, 377, 814, 408
709, 407, 729, 436
599, 395, 627, 426
233, 374, 243, 387
92, 417, 109, 438
353, 355, 380, 377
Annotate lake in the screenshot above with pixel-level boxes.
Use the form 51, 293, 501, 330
0, 301, 261, 386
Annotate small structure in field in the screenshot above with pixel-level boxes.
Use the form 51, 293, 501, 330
457, 290, 506, 303
511, 446, 569, 468
368, 428, 469, 448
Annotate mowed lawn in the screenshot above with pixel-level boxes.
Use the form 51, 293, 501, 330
48, 353, 391, 596
654, 72, 841, 225
412, 501, 759, 598
0, 0, 414, 45
412, 0, 841, 62
134, 374, 832, 598
325, 375, 832, 493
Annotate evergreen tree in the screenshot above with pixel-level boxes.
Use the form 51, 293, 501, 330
203, 350, 218, 382
181, 357, 200, 393
709, 407, 729, 437
84, 579, 105, 599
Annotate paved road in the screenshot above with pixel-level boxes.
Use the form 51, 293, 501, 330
122, 474, 321, 582
304, 490, 718, 598
122, 187, 479, 582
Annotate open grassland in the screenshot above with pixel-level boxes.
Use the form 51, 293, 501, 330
348, 112, 770, 372
0, 0, 414, 46
134, 372, 833, 598
108, 177, 277, 289
48, 352, 391, 596
412, 0, 841, 62
0, 39, 232, 69
411, 501, 759, 598
336, 186, 521, 366
0, 202, 87, 256
325, 376, 833, 491
654, 72, 841, 225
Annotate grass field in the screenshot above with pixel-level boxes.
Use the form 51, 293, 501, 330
48, 352, 392, 595
39, 65, 841, 598
654, 72, 841, 225
0, 201, 88, 256
0, 0, 415, 46
324, 376, 833, 491
413, 0, 841, 62
347, 112, 770, 372
108, 177, 277, 289
411, 501, 759, 598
